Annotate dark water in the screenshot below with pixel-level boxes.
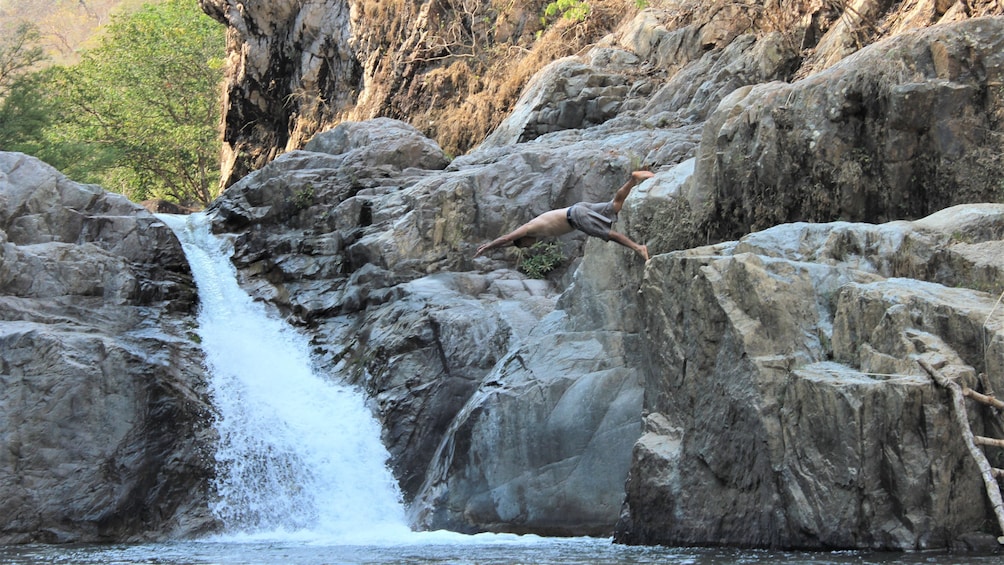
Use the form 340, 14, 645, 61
0, 537, 999, 565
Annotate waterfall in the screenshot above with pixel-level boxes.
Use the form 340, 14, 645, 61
158, 212, 409, 542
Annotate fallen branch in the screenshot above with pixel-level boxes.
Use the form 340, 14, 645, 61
975, 435, 1004, 448
964, 386, 1004, 410
920, 358, 1004, 544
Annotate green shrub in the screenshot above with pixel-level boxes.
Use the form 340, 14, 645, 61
517, 241, 565, 279
542, 0, 590, 24
293, 184, 315, 210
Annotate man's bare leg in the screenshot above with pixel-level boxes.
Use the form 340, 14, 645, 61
611, 170, 654, 213
608, 231, 649, 260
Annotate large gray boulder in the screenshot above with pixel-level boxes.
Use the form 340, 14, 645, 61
686, 18, 1004, 241
408, 243, 647, 535
0, 153, 216, 543
615, 203, 1004, 550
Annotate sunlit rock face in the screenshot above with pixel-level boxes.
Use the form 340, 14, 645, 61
4, 4, 1004, 550
0, 153, 216, 543
687, 19, 1004, 242
616, 204, 1004, 550
197, 0, 360, 187
197, 0, 1004, 192
196, 0, 548, 188
202, 12, 1004, 546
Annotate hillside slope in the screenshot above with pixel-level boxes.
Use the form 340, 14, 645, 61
200, 0, 1004, 188
0, 0, 155, 64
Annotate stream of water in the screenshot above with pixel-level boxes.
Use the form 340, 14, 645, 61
0, 212, 996, 564
158, 212, 408, 542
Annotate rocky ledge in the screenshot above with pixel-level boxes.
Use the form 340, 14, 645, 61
2, 8, 1004, 551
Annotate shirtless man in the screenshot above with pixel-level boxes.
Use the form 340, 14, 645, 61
474, 170, 654, 260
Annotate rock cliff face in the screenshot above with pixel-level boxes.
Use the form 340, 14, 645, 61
3, 0, 1004, 551
201, 12, 1004, 548
197, 0, 583, 187
198, 0, 1004, 190
0, 153, 216, 543
617, 204, 1004, 549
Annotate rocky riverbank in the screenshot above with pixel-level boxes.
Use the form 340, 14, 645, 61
2, 4, 1004, 551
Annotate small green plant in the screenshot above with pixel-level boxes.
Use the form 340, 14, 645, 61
292, 183, 315, 210
949, 230, 976, 244
517, 241, 565, 279
629, 154, 644, 172
541, 0, 590, 25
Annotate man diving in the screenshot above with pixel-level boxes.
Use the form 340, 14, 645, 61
474, 170, 654, 260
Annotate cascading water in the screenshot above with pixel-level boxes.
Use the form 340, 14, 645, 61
159, 212, 409, 542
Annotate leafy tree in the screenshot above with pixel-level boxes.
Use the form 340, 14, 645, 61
0, 23, 54, 157
48, 0, 225, 207
0, 22, 48, 96
542, 0, 591, 24
0, 70, 56, 155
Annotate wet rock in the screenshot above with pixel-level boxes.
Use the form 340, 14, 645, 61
0, 153, 216, 543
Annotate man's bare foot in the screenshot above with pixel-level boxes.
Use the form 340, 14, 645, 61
638, 244, 649, 261
632, 170, 655, 182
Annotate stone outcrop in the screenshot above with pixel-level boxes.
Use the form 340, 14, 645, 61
197, 0, 579, 187
196, 0, 360, 187
615, 202, 1004, 550
204, 13, 1004, 547
4, 2, 1004, 551
198, 0, 1004, 190
690, 19, 1004, 241
0, 153, 216, 543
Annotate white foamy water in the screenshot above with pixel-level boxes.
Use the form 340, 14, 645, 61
158, 213, 410, 543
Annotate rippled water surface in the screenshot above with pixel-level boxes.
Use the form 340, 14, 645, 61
1, 536, 1000, 565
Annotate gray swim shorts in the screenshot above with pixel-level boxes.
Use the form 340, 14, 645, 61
566, 201, 616, 241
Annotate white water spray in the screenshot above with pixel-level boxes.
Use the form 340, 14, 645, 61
159, 213, 409, 542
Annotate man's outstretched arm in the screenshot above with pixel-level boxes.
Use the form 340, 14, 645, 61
474, 208, 572, 257
475, 234, 514, 257
474, 224, 529, 257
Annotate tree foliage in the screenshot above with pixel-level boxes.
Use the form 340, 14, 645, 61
0, 22, 48, 95
50, 0, 226, 206
542, 0, 591, 24
1, 0, 224, 207
0, 69, 56, 157
0, 0, 151, 65
0, 22, 59, 162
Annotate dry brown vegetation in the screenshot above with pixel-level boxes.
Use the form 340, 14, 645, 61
349, 0, 642, 157
0, 0, 156, 65
357, 0, 990, 156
